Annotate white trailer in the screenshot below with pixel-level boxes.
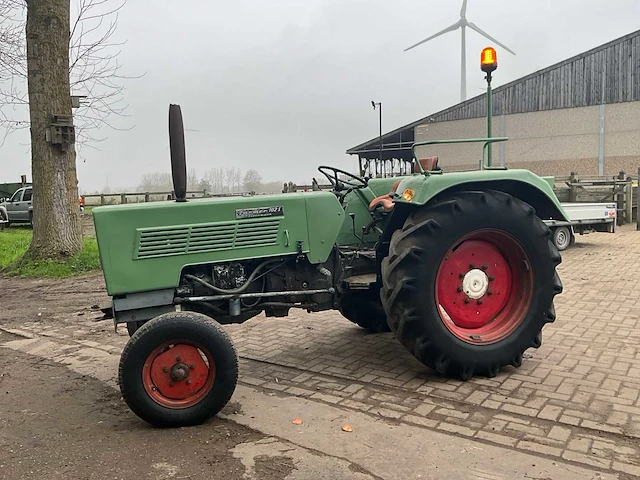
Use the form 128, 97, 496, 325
544, 202, 617, 251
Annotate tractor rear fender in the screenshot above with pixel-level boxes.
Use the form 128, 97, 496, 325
375, 170, 568, 266
391, 169, 568, 222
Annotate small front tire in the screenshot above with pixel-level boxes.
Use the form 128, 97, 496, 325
119, 311, 238, 427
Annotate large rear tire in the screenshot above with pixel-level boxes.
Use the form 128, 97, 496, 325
381, 190, 562, 380
119, 311, 238, 427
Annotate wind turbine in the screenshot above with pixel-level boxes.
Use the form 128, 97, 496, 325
404, 0, 515, 102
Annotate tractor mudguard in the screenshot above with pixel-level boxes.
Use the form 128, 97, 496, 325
392, 169, 568, 222
93, 192, 344, 296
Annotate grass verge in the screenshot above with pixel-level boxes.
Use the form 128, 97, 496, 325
0, 227, 101, 278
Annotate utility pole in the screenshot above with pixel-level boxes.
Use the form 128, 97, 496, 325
371, 101, 382, 176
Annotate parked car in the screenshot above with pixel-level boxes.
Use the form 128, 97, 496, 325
0, 204, 7, 229
0, 186, 33, 226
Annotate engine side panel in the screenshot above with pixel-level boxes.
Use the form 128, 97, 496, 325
94, 192, 344, 295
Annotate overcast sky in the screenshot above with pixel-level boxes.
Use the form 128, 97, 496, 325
2, 0, 639, 192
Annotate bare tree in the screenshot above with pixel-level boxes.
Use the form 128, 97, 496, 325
243, 169, 262, 192
0, 0, 136, 147
203, 168, 223, 194
138, 172, 173, 193
197, 177, 210, 194
187, 168, 198, 192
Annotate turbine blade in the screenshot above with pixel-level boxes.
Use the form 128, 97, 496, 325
460, 0, 468, 17
404, 21, 461, 52
467, 22, 515, 55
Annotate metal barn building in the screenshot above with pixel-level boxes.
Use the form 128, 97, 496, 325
347, 29, 640, 177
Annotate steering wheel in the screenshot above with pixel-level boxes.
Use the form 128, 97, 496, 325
317, 166, 368, 191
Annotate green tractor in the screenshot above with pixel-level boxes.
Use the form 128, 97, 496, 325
94, 59, 565, 427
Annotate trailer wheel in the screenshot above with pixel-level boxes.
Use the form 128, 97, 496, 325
381, 190, 562, 380
119, 311, 238, 427
552, 226, 571, 251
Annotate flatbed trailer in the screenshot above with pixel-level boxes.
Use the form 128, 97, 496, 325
544, 202, 616, 251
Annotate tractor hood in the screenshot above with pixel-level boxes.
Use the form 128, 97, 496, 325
93, 192, 344, 296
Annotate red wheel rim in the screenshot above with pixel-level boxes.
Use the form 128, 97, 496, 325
435, 229, 534, 345
142, 340, 216, 408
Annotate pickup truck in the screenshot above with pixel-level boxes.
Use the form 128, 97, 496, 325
545, 202, 617, 251
0, 186, 33, 226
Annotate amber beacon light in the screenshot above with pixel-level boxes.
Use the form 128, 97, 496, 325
481, 47, 498, 73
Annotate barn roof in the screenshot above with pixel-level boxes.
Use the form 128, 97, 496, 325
347, 29, 640, 161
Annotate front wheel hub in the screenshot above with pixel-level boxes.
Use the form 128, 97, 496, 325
143, 342, 216, 408
170, 363, 190, 381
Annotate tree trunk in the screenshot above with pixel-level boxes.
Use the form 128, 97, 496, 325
25, 0, 82, 260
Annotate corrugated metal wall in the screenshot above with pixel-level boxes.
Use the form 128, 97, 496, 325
431, 30, 640, 123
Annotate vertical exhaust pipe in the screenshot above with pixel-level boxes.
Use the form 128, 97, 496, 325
168, 104, 187, 202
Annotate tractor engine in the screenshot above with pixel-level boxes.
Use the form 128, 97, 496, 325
175, 254, 339, 323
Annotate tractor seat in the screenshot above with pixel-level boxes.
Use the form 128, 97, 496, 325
367, 157, 439, 212
414, 156, 439, 173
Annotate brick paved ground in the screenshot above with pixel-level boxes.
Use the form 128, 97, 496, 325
3, 225, 640, 477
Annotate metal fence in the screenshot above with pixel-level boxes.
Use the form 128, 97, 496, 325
81, 190, 259, 206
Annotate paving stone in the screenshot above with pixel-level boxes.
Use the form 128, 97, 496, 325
548, 426, 571, 442
612, 462, 640, 477
437, 422, 476, 437
517, 440, 562, 457
537, 405, 563, 421
567, 437, 592, 454
562, 450, 611, 469
474, 431, 517, 447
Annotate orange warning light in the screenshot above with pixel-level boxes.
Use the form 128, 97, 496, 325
481, 47, 497, 73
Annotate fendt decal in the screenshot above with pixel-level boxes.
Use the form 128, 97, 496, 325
235, 206, 284, 220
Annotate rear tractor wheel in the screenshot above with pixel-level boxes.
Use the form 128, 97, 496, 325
381, 190, 562, 380
119, 311, 238, 427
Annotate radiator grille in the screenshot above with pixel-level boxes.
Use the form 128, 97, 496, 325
135, 218, 281, 259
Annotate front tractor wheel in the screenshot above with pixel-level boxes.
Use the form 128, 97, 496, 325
119, 311, 238, 427
339, 296, 391, 333
381, 190, 562, 380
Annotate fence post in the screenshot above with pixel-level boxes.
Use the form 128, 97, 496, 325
617, 171, 625, 226
569, 172, 577, 203
100, 194, 105, 205
637, 167, 640, 230
626, 178, 632, 223
121, 193, 127, 205
145, 192, 150, 202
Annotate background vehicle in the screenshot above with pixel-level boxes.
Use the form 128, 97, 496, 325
544, 202, 617, 251
0, 186, 33, 226
0, 204, 7, 229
